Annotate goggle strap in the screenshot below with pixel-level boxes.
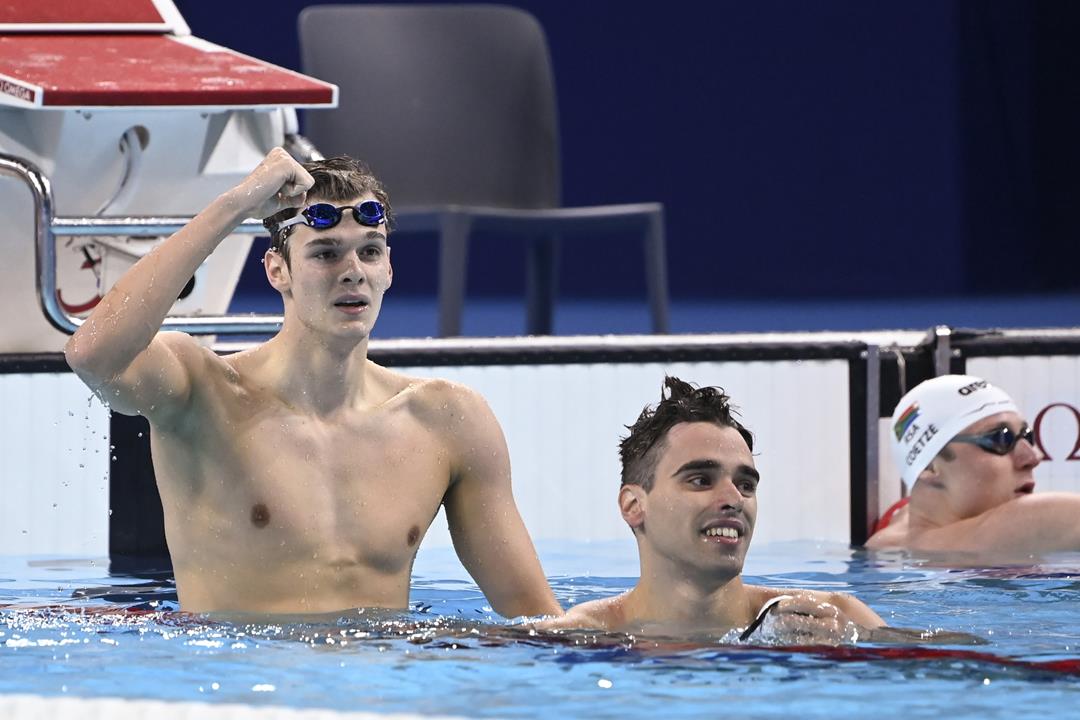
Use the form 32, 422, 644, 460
274, 215, 308, 234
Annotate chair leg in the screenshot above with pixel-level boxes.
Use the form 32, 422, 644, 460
526, 235, 559, 335
644, 210, 670, 334
437, 212, 471, 337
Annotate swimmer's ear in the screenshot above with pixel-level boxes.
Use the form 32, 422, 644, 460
264, 248, 291, 292
386, 245, 393, 289
619, 484, 646, 532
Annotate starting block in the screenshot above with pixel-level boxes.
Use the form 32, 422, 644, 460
0, 0, 336, 351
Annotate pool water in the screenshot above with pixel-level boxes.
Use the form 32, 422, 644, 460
2, 541, 1079, 719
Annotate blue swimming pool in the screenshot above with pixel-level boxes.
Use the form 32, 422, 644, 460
2, 541, 1079, 719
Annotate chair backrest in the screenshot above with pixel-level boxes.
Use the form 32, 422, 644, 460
299, 4, 561, 209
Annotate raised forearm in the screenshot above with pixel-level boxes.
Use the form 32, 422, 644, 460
65, 189, 248, 382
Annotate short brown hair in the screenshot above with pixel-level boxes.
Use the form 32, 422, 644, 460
620, 376, 754, 491
262, 156, 393, 265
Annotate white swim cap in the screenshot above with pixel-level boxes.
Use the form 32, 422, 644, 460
890, 374, 1020, 488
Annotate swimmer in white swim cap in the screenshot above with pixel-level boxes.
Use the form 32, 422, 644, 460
866, 374, 1080, 559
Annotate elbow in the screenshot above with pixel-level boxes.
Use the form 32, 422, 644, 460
835, 593, 885, 628
63, 333, 90, 375
63, 332, 113, 387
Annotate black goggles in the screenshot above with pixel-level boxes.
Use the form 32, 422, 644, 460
950, 424, 1034, 456
275, 201, 386, 236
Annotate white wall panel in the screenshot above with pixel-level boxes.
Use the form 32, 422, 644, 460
404, 360, 851, 548
0, 360, 851, 558
969, 356, 1080, 493
0, 374, 110, 556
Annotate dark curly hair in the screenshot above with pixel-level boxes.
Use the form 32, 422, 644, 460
262, 156, 394, 266
620, 376, 754, 491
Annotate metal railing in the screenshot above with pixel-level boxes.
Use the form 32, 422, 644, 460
1, 152, 283, 336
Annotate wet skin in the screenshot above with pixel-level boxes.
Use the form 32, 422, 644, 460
66, 149, 559, 617
542, 422, 884, 640
863, 410, 1080, 559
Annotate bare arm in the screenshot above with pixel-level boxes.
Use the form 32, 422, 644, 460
828, 592, 886, 628
64, 148, 312, 424
909, 493, 1080, 558
533, 596, 624, 631
978, 493, 1080, 554
440, 384, 562, 618
766, 591, 885, 644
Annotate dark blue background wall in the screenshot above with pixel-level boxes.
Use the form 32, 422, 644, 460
176, 0, 1080, 301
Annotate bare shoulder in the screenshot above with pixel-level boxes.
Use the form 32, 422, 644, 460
864, 523, 907, 550
746, 584, 832, 610
534, 595, 627, 632
160, 332, 228, 372
385, 371, 499, 433
397, 374, 490, 412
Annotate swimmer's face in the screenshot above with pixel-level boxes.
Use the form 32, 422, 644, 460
926, 411, 1041, 519
266, 193, 392, 340
624, 421, 758, 581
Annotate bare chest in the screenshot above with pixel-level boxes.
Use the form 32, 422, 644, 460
156, 402, 453, 574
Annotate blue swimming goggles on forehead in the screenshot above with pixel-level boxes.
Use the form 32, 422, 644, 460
951, 424, 1034, 456
275, 201, 386, 236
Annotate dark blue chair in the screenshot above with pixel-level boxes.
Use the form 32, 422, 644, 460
299, 4, 668, 336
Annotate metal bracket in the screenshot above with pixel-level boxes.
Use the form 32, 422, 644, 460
1, 151, 282, 336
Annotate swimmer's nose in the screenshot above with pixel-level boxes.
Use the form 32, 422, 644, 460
340, 253, 366, 284
715, 476, 745, 509
1014, 434, 1041, 469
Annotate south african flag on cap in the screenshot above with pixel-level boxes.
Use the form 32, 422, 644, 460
893, 403, 919, 440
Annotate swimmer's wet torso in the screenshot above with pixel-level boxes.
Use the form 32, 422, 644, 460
152, 353, 486, 614
66, 148, 560, 618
